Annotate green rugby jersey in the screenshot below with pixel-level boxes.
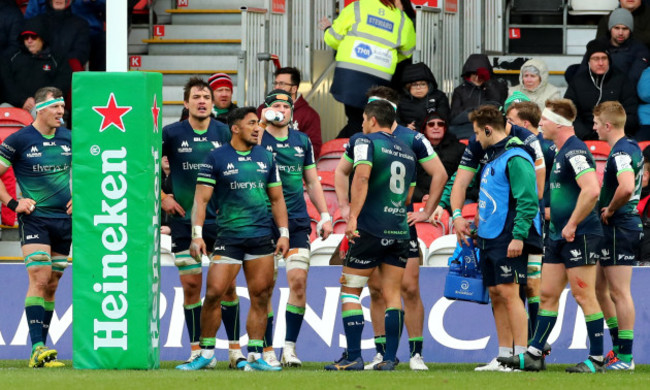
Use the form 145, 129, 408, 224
197, 144, 280, 238
0, 125, 71, 218
162, 119, 230, 223
599, 136, 643, 230
352, 131, 416, 239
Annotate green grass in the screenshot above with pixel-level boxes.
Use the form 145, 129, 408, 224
0, 361, 647, 389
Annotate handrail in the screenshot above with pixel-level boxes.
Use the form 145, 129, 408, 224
304, 60, 336, 102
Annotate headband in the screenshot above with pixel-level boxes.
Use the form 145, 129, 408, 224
367, 96, 397, 111
35, 97, 65, 112
542, 108, 572, 127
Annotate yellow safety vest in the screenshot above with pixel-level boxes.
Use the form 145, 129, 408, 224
324, 0, 416, 81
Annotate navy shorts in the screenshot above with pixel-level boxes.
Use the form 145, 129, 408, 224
545, 234, 601, 268
211, 235, 275, 264
168, 218, 217, 253
599, 225, 641, 267
408, 224, 420, 259
272, 217, 311, 249
19, 214, 71, 256
344, 230, 408, 269
478, 239, 528, 287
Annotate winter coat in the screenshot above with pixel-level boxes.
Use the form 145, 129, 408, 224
598, 3, 650, 51
32, 1, 90, 68
397, 62, 450, 131
0, 0, 23, 57
637, 67, 650, 125
413, 131, 465, 203
564, 66, 638, 140
508, 58, 561, 111
578, 36, 649, 86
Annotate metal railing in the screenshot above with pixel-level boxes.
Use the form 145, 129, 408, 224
239, 7, 268, 106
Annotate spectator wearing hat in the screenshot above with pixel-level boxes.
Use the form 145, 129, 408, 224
508, 58, 561, 111
597, 0, 650, 51
582, 8, 649, 86
564, 39, 638, 140
396, 62, 450, 133
0, 18, 71, 114
208, 72, 238, 125
257, 67, 322, 157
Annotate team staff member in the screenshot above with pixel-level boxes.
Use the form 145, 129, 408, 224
177, 107, 289, 371
499, 99, 605, 373
320, 0, 415, 138
162, 77, 246, 369
326, 100, 416, 371
258, 90, 333, 367
593, 101, 641, 371
0, 86, 70, 368
471, 105, 543, 371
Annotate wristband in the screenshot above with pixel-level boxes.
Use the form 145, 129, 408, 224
279, 227, 290, 238
7, 199, 18, 212
452, 208, 462, 221
191, 226, 202, 239
320, 212, 332, 222
258, 121, 267, 129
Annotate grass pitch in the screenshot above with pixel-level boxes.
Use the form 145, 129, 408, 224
0, 360, 647, 390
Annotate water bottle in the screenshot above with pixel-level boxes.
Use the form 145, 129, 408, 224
460, 240, 478, 277
449, 257, 462, 275
264, 110, 284, 123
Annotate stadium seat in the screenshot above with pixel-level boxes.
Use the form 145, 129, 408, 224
318, 170, 335, 190
595, 160, 606, 186
306, 198, 320, 242
511, 0, 564, 14
638, 141, 650, 153
459, 138, 469, 146
318, 138, 349, 160
316, 157, 341, 172
310, 234, 344, 266
462, 202, 478, 220
584, 140, 610, 161
0, 107, 32, 140
426, 234, 457, 267
415, 220, 446, 247
568, 0, 618, 15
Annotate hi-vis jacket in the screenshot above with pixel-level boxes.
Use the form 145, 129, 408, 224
324, 0, 416, 81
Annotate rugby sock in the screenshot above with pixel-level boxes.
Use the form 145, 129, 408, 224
514, 345, 527, 356
285, 304, 305, 343
585, 312, 604, 358
25, 296, 45, 349
220, 299, 240, 343
498, 346, 513, 357
248, 339, 264, 355
263, 311, 274, 348
374, 335, 386, 355
199, 337, 215, 359
409, 337, 423, 357
606, 316, 619, 354
42, 300, 55, 344
529, 309, 558, 356
183, 302, 202, 344
384, 308, 403, 362
527, 296, 540, 342
618, 330, 634, 363
342, 310, 364, 360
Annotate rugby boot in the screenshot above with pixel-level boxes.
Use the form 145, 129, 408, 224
325, 356, 364, 371
566, 356, 605, 373
606, 356, 635, 371
498, 351, 544, 371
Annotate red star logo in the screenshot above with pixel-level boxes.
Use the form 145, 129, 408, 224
92, 93, 133, 132
152, 94, 160, 133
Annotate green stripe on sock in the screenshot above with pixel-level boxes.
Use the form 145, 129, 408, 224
184, 301, 201, 310
584, 312, 604, 322
267, 311, 274, 318
409, 337, 424, 342
220, 299, 239, 306
248, 339, 264, 347
44, 301, 55, 311
342, 309, 363, 318
25, 296, 44, 307
619, 330, 634, 340
528, 296, 540, 304
606, 317, 619, 328
618, 353, 633, 363
386, 307, 401, 312
199, 337, 216, 347
375, 336, 386, 344
286, 304, 305, 315
538, 309, 558, 317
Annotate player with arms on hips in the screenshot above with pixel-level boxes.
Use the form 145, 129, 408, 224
592, 101, 641, 370
499, 99, 605, 373
162, 77, 246, 369
258, 90, 333, 367
0, 86, 71, 368
334, 86, 447, 370
176, 107, 289, 371
326, 100, 417, 371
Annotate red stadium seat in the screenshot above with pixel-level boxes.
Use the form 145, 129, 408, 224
584, 140, 610, 161
318, 170, 335, 191
415, 221, 446, 247
462, 202, 478, 220
318, 138, 349, 160
459, 138, 469, 145
638, 141, 650, 153
316, 157, 341, 172
595, 160, 606, 186
0, 107, 32, 141
332, 209, 347, 234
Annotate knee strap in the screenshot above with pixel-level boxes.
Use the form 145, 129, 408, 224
174, 250, 202, 275
286, 248, 310, 272
341, 273, 369, 288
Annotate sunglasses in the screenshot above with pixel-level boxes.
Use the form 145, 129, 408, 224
22, 34, 39, 41
426, 120, 446, 127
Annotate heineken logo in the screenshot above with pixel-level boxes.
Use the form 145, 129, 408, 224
93, 93, 133, 133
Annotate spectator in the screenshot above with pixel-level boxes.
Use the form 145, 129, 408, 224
449, 54, 508, 139
597, 0, 650, 50
637, 66, 650, 140
564, 39, 638, 140
508, 58, 561, 111
583, 8, 649, 86
320, 0, 415, 138
0, 0, 24, 57
257, 67, 322, 157
0, 19, 71, 114
396, 62, 450, 132
413, 111, 464, 203
209, 72, 237, 124
32, 0, 90, 72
